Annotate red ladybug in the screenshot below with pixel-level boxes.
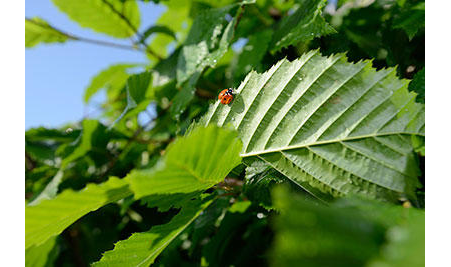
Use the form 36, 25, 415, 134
218, 88, 234, 104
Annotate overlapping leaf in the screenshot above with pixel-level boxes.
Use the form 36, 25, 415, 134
203, 50, 424, 202
26, 177, 131, 249
393, 2, 425, 40
176, 3, 243, 85
114, 72, 152, 124
129, 125, 242, 199
270, 0, 335, 53
409, 68, 425, 104
84, 64, 137, 103
51, 0, 140, 38
147, 0, 192, 57
26, 17, 70, 47
93, 196, 214, 266
60, 120, 106, 168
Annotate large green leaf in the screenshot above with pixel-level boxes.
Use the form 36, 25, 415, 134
25, 177, 131, 249
203, 50, 424, 202
26, 17, 70, 48
129, 125, 242, 199
93, 196, 214, 266
270, 0, 336, 53
51, 0, 140, 38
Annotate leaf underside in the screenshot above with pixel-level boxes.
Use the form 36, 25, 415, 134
203, 50, 424, 202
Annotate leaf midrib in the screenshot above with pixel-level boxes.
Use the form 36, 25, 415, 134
240, 131, 424, 157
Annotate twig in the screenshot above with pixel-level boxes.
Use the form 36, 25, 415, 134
26, 17, 143, 52
99, 0, 163, 60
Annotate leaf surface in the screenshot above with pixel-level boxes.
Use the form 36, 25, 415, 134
393, 2, 425, 40
270, 0, 335, 53
129, 125, 242, 199
26, 17, 69, 47
203, 50, 424, 202
93, 196, 213, 267
84, 64, 136, 103
25, 177, 131, 249
114, 72, 152, 124
51, 0, 140, 38
176, 3, 243, 85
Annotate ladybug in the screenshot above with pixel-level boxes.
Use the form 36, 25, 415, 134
218, 88, 234, 105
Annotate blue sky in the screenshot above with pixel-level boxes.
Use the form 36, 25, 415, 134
25, 1, 165, 129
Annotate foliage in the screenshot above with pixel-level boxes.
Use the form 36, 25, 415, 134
26, 0, 425, 266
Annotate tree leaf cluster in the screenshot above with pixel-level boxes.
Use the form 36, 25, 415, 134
25, 0, 425, 266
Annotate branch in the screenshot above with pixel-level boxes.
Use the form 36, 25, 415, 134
26, 17, 143, 52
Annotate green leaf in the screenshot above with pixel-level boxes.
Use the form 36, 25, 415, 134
26, 17, 69, 48
26, 236, 58, 267
114, 72, 152, 124
271, 186, 425, 267
139, 25, 177, 44
51, 0, 140, 38
93, 196, 214, 266
84, 64, 137, 103
26, 177, 131, 249
151, 48, 180, 87
243, 161, 283, 209
411, 135, 425, 156
393, 2, 425, 40
367, 213, 425, 267
409, 68, 425, 104
149, 0, 192, 57
61, 120, 105, 169
270, 0, 336, 53
169, 72, 201, 119
140, 192, 202, 212
28, 170, 64, 206
203, 50, 424, 202
176, 3, 243, 85
26, 127, 80, 143
129, 125, 242, 199
233, 29, 273, 83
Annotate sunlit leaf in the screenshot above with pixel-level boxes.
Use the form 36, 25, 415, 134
129, 125, 242, 199
203, 50, 424, 202
51, 0, 140, 38
26, 17, 70, 47
270, 0, 335, 53
26, 177, 131, 249
25, 236, 58, 267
